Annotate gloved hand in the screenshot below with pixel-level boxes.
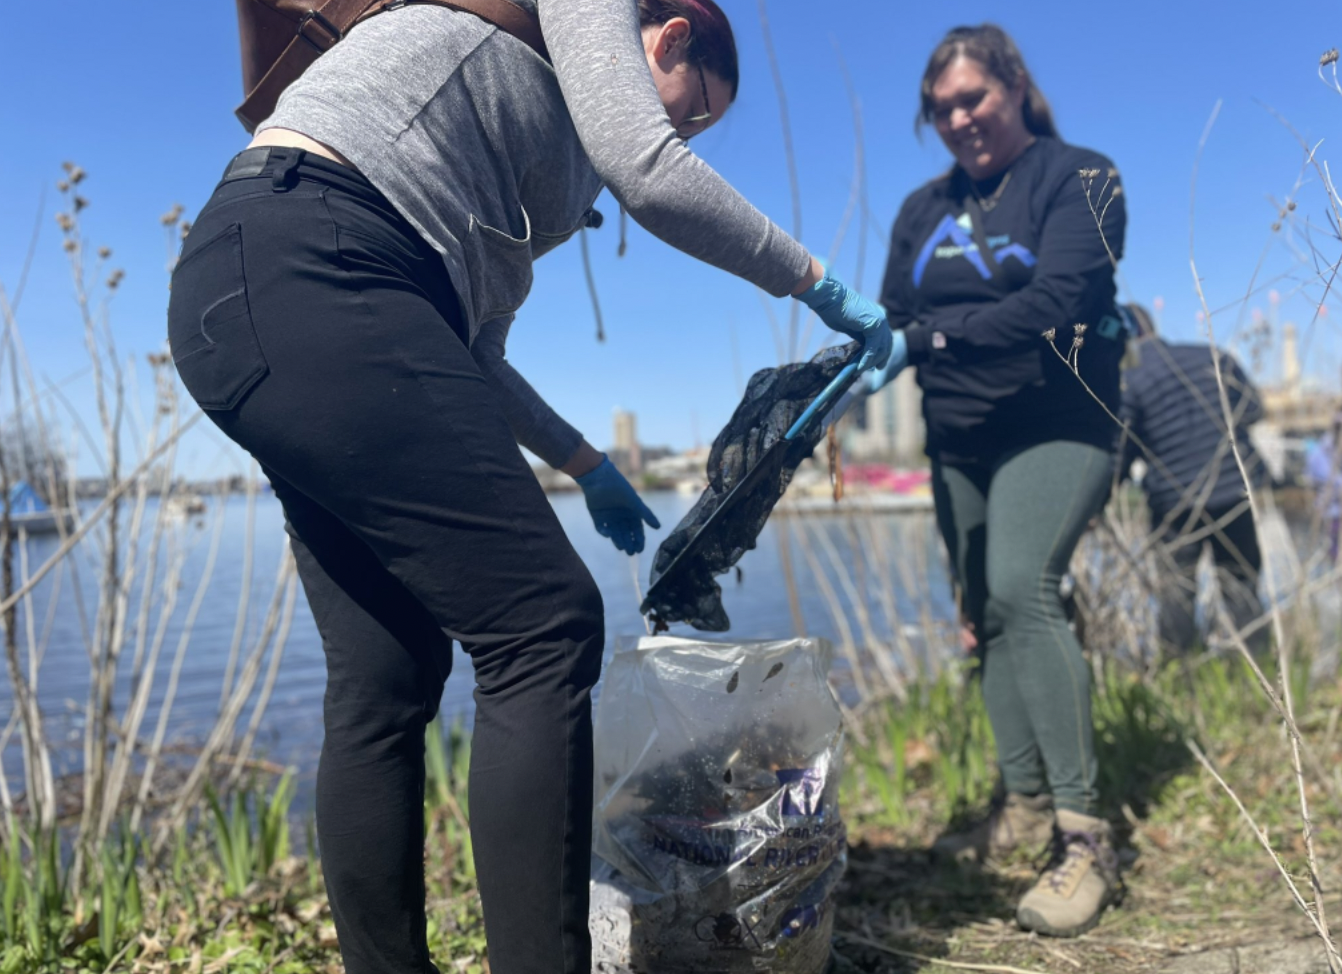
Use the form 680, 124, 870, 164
575, 457, 661, 555
865, 329, 910, 393
794, 271, 893, 374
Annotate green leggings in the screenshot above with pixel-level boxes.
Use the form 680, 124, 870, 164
932, 440, 1112, 815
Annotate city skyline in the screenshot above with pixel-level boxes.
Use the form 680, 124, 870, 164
3, 0, 1340, 478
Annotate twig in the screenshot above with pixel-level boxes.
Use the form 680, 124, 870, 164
811, 511, 906, 699
6, 184, 47, 315
131, 488, 228, 834
839, 933, 1049, 974
757, 0, 802, 360
1190, 99, 1341, 973
1186, 740, 1332, 947
579, 227, 605, 343
756, 290, 789, 365
220, 469, 258, 713
0, 412, 202, 619
228, 567, 300, 788
155, 544, 296, 852
798, 38, 868, 359
773, 514, 807, 636
792, 516, 869, 698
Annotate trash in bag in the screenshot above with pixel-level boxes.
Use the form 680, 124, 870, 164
641, 342, 862, 631
590, 636, 847, 974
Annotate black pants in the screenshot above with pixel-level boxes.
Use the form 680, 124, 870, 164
168, 148, 603, 974
1154, 503, 1265, 655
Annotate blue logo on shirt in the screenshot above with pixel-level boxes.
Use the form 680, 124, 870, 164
912, 213, 1037, 288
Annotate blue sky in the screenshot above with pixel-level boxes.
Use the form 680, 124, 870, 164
3, 0, 1341, 477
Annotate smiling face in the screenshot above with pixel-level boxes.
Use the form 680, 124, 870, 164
642, 18, 734, 141
929, 56, 1032, 180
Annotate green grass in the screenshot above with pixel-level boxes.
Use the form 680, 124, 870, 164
0, 717, 486, 973
0, 655, 1331, 973
834, 650, 1342, 973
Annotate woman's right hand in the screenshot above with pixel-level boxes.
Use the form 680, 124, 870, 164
793, 268, 893, 374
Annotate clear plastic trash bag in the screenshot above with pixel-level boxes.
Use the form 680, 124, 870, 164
589, 636, 847, 974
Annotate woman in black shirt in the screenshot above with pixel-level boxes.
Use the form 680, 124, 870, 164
871, 24, 1125, 937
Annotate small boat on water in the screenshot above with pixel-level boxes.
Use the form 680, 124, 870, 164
165, 493, 208, 519
8, 481, 74, 536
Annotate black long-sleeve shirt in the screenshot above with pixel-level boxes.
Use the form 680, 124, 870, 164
880, 137, 1127, 463
1120, 339, 1267, 519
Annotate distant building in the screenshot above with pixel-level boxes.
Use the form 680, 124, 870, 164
645, 447, 710, 494
611, 408, 642, 475
1249, 319, 1340, 484
845, 369, 925, 465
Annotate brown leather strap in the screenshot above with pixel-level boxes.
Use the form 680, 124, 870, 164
236, 0, 548, 132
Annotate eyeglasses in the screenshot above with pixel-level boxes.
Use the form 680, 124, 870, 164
675, 60, 712, 141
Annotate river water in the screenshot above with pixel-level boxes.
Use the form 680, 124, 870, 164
0, 491, 955, 798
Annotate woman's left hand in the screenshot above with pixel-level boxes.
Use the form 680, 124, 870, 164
576, 457, 661, 555
865, 330, 910, 393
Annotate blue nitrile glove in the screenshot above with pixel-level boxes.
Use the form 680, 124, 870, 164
794, 271, 893, 374
865, 329, 909, 394
575, 457, 661, 555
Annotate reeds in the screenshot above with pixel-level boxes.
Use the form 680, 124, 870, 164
0, 167, 304, 970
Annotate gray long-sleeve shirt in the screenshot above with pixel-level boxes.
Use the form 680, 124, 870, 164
261, 0, 810, 467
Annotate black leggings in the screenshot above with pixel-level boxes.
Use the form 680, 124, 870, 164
168, 148, 602, 974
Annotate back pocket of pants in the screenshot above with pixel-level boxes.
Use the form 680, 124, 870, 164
168, 222, 268, 411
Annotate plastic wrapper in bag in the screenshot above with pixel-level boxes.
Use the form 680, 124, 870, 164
590, 636, 847, 974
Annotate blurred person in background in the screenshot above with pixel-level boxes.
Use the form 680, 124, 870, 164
1305, 412, 1342, 565
1118, 302, 1269, 656
867, 22, 1127, 939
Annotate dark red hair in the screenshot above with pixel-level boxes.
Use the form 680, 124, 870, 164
638, 0, 740, 102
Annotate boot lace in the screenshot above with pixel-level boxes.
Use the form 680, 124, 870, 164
1043, 830, 1115, 893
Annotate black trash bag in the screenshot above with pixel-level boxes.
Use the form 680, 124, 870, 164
641, 342, 861, 631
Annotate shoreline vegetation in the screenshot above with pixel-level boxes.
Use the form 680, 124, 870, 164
5, 44, 1342, 974
3, 653, 1339, 973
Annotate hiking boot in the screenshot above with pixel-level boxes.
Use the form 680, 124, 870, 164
1016, 810, 1122, 938
933, 792, 1055, 863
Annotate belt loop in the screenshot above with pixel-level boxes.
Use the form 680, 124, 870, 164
272, 149, 306, 191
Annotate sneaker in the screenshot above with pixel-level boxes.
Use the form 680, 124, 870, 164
1016, 810, 1122, 938
933, 792, 1055, 863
